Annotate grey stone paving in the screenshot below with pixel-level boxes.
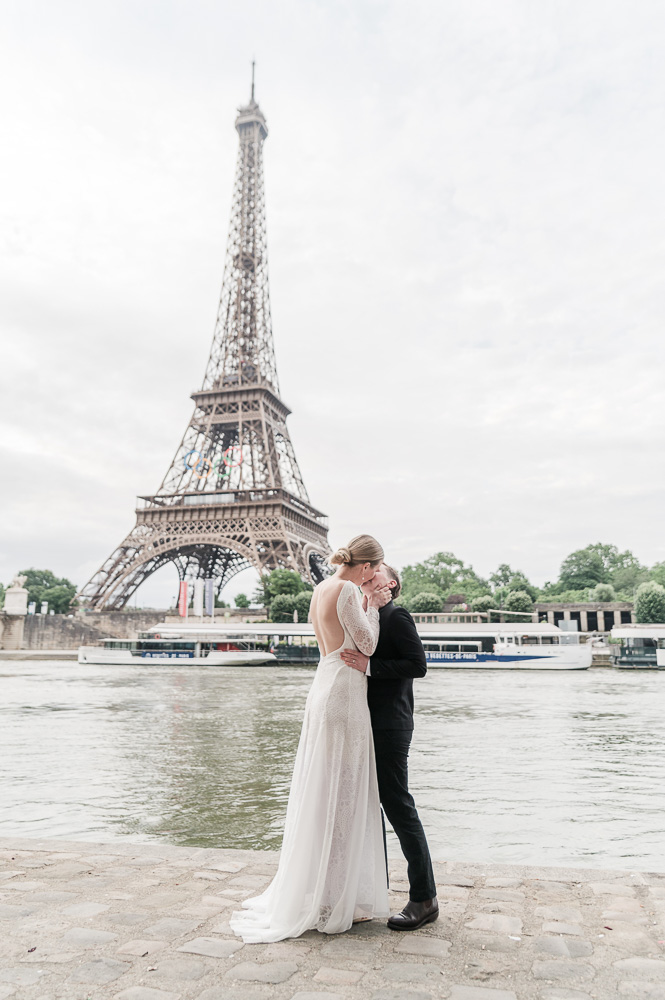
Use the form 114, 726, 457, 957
0, 838, 664, 999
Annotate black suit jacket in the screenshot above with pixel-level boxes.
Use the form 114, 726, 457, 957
367, 601, 427, 731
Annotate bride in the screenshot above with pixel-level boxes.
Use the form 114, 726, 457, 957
229, 534, 392, 942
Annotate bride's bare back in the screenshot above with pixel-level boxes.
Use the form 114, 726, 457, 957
310, 577, 391, 658
310, 579, 347, 657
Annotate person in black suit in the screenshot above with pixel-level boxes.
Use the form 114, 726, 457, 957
340, 563, 438, 930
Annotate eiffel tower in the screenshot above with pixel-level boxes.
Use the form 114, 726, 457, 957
79, 75, 330, 610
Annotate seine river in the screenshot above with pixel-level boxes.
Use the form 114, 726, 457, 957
1, 661, 663, 872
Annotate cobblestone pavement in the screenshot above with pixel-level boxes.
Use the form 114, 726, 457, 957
1, 838, 664, 1000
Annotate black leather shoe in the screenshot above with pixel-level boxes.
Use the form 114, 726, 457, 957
387, 897, 439, 931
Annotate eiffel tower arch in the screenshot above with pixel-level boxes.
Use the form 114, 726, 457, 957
79, 78, 330, 610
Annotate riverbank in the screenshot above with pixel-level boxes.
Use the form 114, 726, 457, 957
0, 649, 78, 659
1, 837, 664, 999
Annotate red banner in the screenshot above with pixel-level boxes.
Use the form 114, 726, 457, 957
178, 581, 188, 617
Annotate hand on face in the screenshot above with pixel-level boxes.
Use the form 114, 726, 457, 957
368, 585, 392, 610
362, 565, 393, 609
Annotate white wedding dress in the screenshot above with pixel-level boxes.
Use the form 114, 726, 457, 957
229, 579, 389, 942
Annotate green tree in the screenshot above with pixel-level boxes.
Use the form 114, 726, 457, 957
503, 590, 533, 623
649, 562, 665, 588
19, 568, 77, 614
401, 552, 488, 605
294, 591, 312, 622
558, 544, 645, 593
234, 593, 250, 609
254, 568, 309, 606
489, 564, 512, 588
558, 548, 607, 590
0, 583, 4, 609
613, 568, 649, 594
269, 593, 298, 623
471, 594, 494, 616
408, 592, 443, 613
634, 581, 665, 623
269, 568, 305, 596
489, 564, 538, 601
589, 583, 616, 602
43, 585, 77, 614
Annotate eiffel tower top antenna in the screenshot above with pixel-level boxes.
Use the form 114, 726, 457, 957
251, 59, 255, 102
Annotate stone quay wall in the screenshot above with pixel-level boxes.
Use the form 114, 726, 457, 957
1, 610, 167, 651
1, 607, 271, 650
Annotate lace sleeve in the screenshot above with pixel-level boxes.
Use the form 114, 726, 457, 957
339, 583, 380, 656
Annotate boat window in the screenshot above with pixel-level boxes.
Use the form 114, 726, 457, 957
139, 641, 196, 650
521, 636, 540, 645
541, 636, 558, 644
461, 644, 480, 652
442, 644, 461, 652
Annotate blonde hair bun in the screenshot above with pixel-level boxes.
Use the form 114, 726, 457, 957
329, 534, 384, 568
330, 546, 352, 565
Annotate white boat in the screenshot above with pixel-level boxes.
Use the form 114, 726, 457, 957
79, 619, 589, 670
78, 628, 277, 666
416, 622, 591, 670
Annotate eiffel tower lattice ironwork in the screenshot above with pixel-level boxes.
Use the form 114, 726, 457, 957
79, 80, 330, 610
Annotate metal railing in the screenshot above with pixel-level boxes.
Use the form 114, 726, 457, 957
136, 488, 328, 525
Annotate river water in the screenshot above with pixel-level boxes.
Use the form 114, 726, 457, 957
1, 661, 663, 872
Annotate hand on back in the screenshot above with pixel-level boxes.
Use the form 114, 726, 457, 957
340, 650, 369, 673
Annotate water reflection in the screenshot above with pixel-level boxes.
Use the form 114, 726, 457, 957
0, 662, 663, 871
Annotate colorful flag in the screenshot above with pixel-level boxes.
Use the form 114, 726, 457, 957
204, 579, 214, 616
178, 581, 188, 617
193, 578, 204, 617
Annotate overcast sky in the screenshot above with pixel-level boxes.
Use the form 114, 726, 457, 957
2, 0, 665, 607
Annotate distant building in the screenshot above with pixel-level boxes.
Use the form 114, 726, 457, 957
534, 602, 634, 631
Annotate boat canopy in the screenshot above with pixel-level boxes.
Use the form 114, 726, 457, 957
611, 626, 665, 640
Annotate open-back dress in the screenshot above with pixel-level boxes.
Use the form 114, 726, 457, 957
229, 579, 389, 942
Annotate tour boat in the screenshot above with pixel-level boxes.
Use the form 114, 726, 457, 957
77, 630, 277, 666
416, 621, 590, 670
609, 625, 665, 669
78, 620, 589, 669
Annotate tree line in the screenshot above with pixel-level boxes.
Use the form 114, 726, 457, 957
396, 544, 665, 624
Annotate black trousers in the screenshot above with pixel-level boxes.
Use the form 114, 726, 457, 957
372, 728, 436, 903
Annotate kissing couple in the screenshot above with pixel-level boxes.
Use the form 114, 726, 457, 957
230, 534, 438, 942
